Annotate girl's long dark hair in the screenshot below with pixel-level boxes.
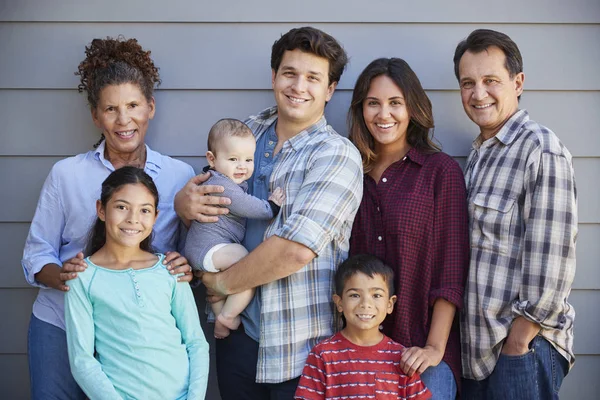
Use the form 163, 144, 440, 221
85, 166, 159, 256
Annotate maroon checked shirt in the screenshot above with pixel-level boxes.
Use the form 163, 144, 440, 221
349, 148, 470, 388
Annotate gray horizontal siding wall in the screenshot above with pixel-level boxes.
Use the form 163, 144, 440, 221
1, 2, 598, 398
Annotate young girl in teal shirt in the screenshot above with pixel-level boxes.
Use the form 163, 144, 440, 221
65, 166, 209, 399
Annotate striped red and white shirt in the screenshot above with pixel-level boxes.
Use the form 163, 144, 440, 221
295, 332, 430, 400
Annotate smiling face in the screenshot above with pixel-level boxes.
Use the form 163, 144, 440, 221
97, 183, 158, 250
92, 83, 156, 160
333, 272, 397, 346
207, 135, 256, 184
458, 46, 524, 140
272, 49, 336, 134
362, 74, 411, 154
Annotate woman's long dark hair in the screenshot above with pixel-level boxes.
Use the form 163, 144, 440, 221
85, 166, 159, 256
348, 58, 440, 174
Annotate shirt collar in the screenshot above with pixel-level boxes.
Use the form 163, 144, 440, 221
248, 105, 329, 151
249, 106, 280, 141
93, 140, 161, 175
404, 147, 427, 166
472, 109, 529, 150
286, 115, 327, 152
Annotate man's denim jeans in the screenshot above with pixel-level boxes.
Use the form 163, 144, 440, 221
28, 314, 86, 400
463, 335, 569, 400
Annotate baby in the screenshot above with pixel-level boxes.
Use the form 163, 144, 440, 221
185, 118, 284, 338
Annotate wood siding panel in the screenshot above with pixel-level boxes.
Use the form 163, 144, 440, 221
569, 290, 600, 355
1, 223, 30, 288
0, 289, 37, 354
2, 0, 599, 23
1, 23, 599, 90
560, 356, 600, 399
0, 354, 30, 400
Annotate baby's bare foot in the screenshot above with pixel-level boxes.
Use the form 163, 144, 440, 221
218, 313, 241, 331
214, 320, 231, 339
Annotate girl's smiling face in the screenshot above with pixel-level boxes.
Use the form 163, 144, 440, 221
97, 183, 158, 249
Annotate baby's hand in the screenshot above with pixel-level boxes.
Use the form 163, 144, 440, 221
269, 187, 285, 206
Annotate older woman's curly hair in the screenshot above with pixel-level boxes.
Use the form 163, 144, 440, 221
75, 36, 161, 110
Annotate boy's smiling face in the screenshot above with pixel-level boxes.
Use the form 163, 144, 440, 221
333, 272, 397, 346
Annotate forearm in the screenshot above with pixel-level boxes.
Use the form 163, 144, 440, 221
34, 263, 62, 288
506, 316, 541, 350
174, 189, 192, 228
186, 340, 210, 400
216, 235, 315, 295
71, 361, 121, 400
170, 282, 209, 397
425, 298, 456, 353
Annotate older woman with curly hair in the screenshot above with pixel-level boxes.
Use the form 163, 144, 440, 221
22, 37, 207, 399
348, 58, 470, 399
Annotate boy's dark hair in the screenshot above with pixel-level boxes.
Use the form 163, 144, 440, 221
335, 254, 395, 296
271, 26, 348, 85
207, 118, 254, 154
86, 166, 159, 256
453, 29, 523, 81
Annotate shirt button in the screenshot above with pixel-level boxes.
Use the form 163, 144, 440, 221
378, 236, 383, 241
376, 207, 380, 212
269, 141, 274, 145
382, 178, 387, 183
265, 153, 270, 158
402, 156, 407, 161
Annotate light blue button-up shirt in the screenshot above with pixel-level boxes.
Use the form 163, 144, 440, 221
240, 122, 279, 341
65, 254, 209, 400
22, 141, 195, 331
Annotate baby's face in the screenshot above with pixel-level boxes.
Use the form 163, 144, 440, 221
209, 135, 256, 184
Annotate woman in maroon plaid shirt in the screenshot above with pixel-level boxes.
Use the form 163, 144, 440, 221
348, 58, 470, 399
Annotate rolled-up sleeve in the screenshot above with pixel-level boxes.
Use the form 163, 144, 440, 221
274, 142, 363, 255
22, 167, 65, 287
513, 152, 577, 329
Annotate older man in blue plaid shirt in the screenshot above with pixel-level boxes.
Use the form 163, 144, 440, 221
454, 29, 577, 400
176, 27, 363, 399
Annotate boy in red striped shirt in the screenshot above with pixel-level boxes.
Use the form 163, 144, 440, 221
295, 254, 431, 400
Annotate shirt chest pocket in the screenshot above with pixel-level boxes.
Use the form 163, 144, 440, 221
471, 193, 516, 255
374, 372, 400, 399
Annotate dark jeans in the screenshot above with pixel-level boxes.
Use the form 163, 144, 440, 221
216, 327, 300, 400
28, 314, 86, 400
462, 336, 569, 400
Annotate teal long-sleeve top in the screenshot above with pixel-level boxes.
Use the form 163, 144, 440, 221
65, 254, 209, 400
